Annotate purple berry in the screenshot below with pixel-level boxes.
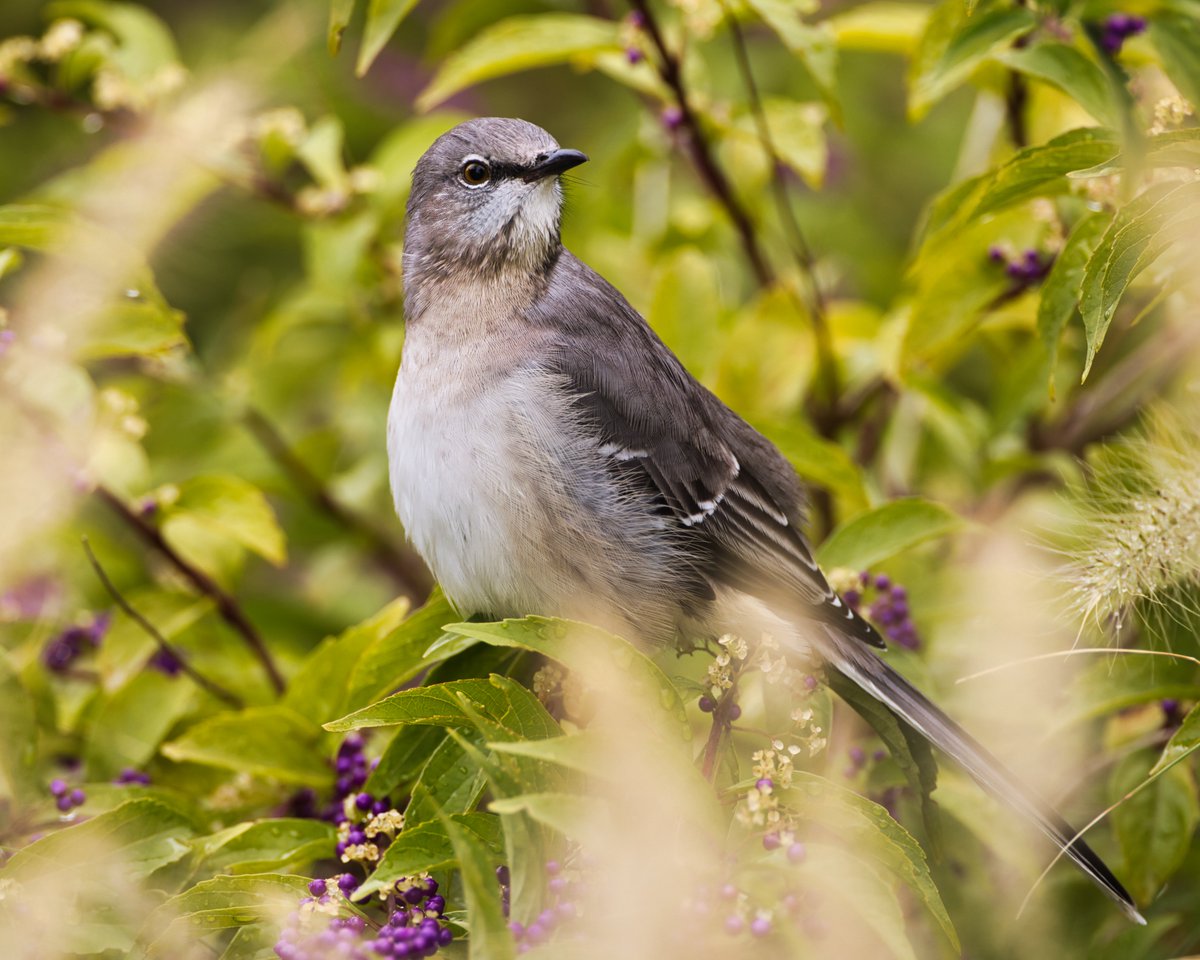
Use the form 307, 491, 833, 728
308, 879, 327, 897
56, 795, 73, 812
49, 778, 67, 797
725, 915, 745, 935
788, 842, 807, 863
698, 696, 716, 713
525, 923, 547, 944
355, 792, 373, 810
69, 788, 85, 807
662, 106, 684, 130
751, 916, 772, 937
763, 832, 781, 850
338, 873, 360, 894
626, 47, 644, 64
545, 859, 561, 876
756, 777, 773, 791
729, 704, 742, 721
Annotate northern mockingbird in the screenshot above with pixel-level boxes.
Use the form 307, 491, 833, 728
387, 117, 1142, 923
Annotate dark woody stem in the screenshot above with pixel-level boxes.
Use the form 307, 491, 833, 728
628, 0, 775, 287
82, 537, 244, 708
94, 484, 286, 694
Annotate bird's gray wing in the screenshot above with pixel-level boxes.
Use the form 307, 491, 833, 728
533, 252, 882, 647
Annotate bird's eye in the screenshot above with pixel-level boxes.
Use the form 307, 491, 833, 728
460, 159, 491, 187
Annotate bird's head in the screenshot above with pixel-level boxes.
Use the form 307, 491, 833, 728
403, 117, 587, 289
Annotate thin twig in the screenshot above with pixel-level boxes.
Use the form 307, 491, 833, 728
242, 408, 432, 602
93, 484, 285, 694
723, 5, 841, 427
82, 537, 244, 708
629, 0, 774, 286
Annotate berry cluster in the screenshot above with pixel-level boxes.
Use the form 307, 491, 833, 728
507, 860, 581, 952
1099, 13, 1147, 53
842, 572, 920, 650
41, 612, 110, 673
114, 767, 151, 785
274, 877, 452, 960
49, 778, 85, 813
147, 646, 183, 676
988, 245, 1054, 290
333, 734, 372, 810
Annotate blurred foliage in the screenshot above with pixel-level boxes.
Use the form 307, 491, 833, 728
0, 0, 1198, 957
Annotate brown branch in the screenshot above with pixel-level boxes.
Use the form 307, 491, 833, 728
242, 407, 432, 603
82, 537, 244, 708
93, 484, 285, 694
629, 0, 774, 286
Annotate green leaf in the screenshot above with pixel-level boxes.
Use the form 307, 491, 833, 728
355, 812, 503, 900
191, 819, 336, 878
327, 674, 561, 745
284, 595, 413, 725
1036, 211, 1110, 392
342, 589, 458, 711
761, 98, 828, 188
995, 43, 1121, 129
910, 4, 1035, 118
84, 670, 194, 780
440, 812, 515, 960
1149, 13, 1200, 106
828, 1, 930, 55
1150, 702, 1200, 778
416, 15, 621, 112
744, 0, 840, 115
140, 873, 336, 957
0, 656, 37, 803
923, 129, 1118, 248
162, 706, 329, 786
405, 731, 488, 825
328, 0, 357, 54
356, 0, 420, 76
80, 299, 188, 360
46, 0, 179, 82
1079, 180, 1200, 380
2, 797, 199, 883
803, 841, 921, 960
0, 203, 73, 249
441, 618, 691, 742
785, 772, 959, 952
296, 115, 347, 190
489, 792, 609, 838
161, 474, 287, 568
365, 725, 446, 797
817, 497, 962, 570
1110, 751, 1200, 904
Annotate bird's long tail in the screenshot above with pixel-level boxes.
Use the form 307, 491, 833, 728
817, 626, 1146, 925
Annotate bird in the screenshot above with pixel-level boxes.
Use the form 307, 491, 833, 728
386, 116, 1145, 924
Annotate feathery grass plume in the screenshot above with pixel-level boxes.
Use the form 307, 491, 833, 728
1062, 411, 1200, 642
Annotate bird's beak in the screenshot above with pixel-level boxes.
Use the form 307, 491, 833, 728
521, 148, 589, 182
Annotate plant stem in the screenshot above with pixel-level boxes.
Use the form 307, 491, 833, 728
242, 408, 432, 603
629, 0, 774, 286
723, 6, 842, 429
82, 537, 244, 708
94, 484, 286, 694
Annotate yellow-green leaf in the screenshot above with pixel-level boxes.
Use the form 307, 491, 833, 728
416, 15, 621, 112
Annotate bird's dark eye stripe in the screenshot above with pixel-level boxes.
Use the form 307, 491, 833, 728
457, 161, 540, 183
